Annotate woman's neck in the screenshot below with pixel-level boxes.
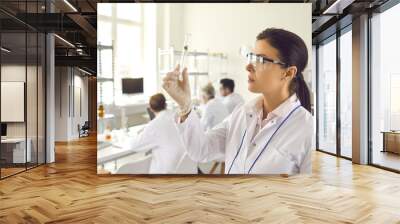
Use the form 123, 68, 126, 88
262, 90, 291, 119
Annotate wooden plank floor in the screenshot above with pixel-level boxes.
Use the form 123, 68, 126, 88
0, 167, 26, 178
1, 135, 400, 224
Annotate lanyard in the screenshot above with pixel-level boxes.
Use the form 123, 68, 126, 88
227, 105, 301, 174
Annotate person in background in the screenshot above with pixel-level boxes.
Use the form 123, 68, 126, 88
219, 78, 245, 113
124, 93, 197, 174
200, 83, 229, 131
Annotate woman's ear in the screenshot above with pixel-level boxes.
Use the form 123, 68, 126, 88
285, 66, 297, 80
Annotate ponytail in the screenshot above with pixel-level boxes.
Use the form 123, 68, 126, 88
294, 72, 311, 112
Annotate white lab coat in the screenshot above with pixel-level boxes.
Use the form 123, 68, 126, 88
179, 94, 314, 175
222, 92, 245, 114
200, 98, 229, 131
126, 110, 197, 174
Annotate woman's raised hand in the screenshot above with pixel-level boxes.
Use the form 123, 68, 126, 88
162, 65, 191, 113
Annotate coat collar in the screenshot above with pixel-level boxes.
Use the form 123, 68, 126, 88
244, 94, 301, 126
155, 109, 170, 119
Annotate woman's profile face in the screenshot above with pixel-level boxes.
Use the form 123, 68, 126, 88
246, 39, 288, 94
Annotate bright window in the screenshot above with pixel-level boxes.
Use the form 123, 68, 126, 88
117, 4, 141, 22
98, 3, 112, 16
97, 49, 113, 79
318, 37, 337, 155
371, 3, 400, 171
339, 29, 352, 158
97, 20, 112, 46
97, 4, 144, 106
97, 81, 114, 105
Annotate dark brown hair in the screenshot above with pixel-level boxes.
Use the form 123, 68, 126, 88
256, 28, 311, 112
149, 93, 166, 112
220, 78, 235, 92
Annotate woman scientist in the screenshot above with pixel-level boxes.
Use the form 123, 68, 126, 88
162, 28, 313, 174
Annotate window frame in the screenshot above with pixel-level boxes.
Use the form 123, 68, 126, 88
368, 1, 400, 173
97, 4, 145, 106
315, 24, 353, 161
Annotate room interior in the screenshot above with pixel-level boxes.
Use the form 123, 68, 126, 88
0, 0, 97, 179
0, 0, 400, 222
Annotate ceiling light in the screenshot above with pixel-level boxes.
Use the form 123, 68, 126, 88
78, 67, 92, 76
63, 0, 78, 12
54, 34, 75, 48
323, 0, 354, 15
1, 47, 11, 53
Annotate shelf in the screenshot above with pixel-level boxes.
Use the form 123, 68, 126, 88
189, 72, 209, 76
158, 47, 229, 98
98, 77, 114, 82
158, 49, 226, 58
98, 45, 113, 50
159, 71, 209, 76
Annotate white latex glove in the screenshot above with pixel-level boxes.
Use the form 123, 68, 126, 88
162, 65, 191, 114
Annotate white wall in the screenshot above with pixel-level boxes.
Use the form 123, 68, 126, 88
55, 67, 89, 141
143, 4, 157, 97
164, 3, 312, 100
1, 65, 26, 139
1, 66, 26, 135
55, 67, 68, 141
1, 64, 46, 163
1, 65, 37, 137
72, 74, 89, 137
155, 4, 184, 93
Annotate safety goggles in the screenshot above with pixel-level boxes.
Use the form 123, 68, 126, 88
246, 52, 286, 69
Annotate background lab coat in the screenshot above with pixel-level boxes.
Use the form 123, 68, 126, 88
222, 92, 245, 114
126, 110, 197, 174
200, 98, 229, 131
178, 95, 314, 175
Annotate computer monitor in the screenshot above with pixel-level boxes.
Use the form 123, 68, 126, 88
1, 123, 7, 137
122, 78, 144, 94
